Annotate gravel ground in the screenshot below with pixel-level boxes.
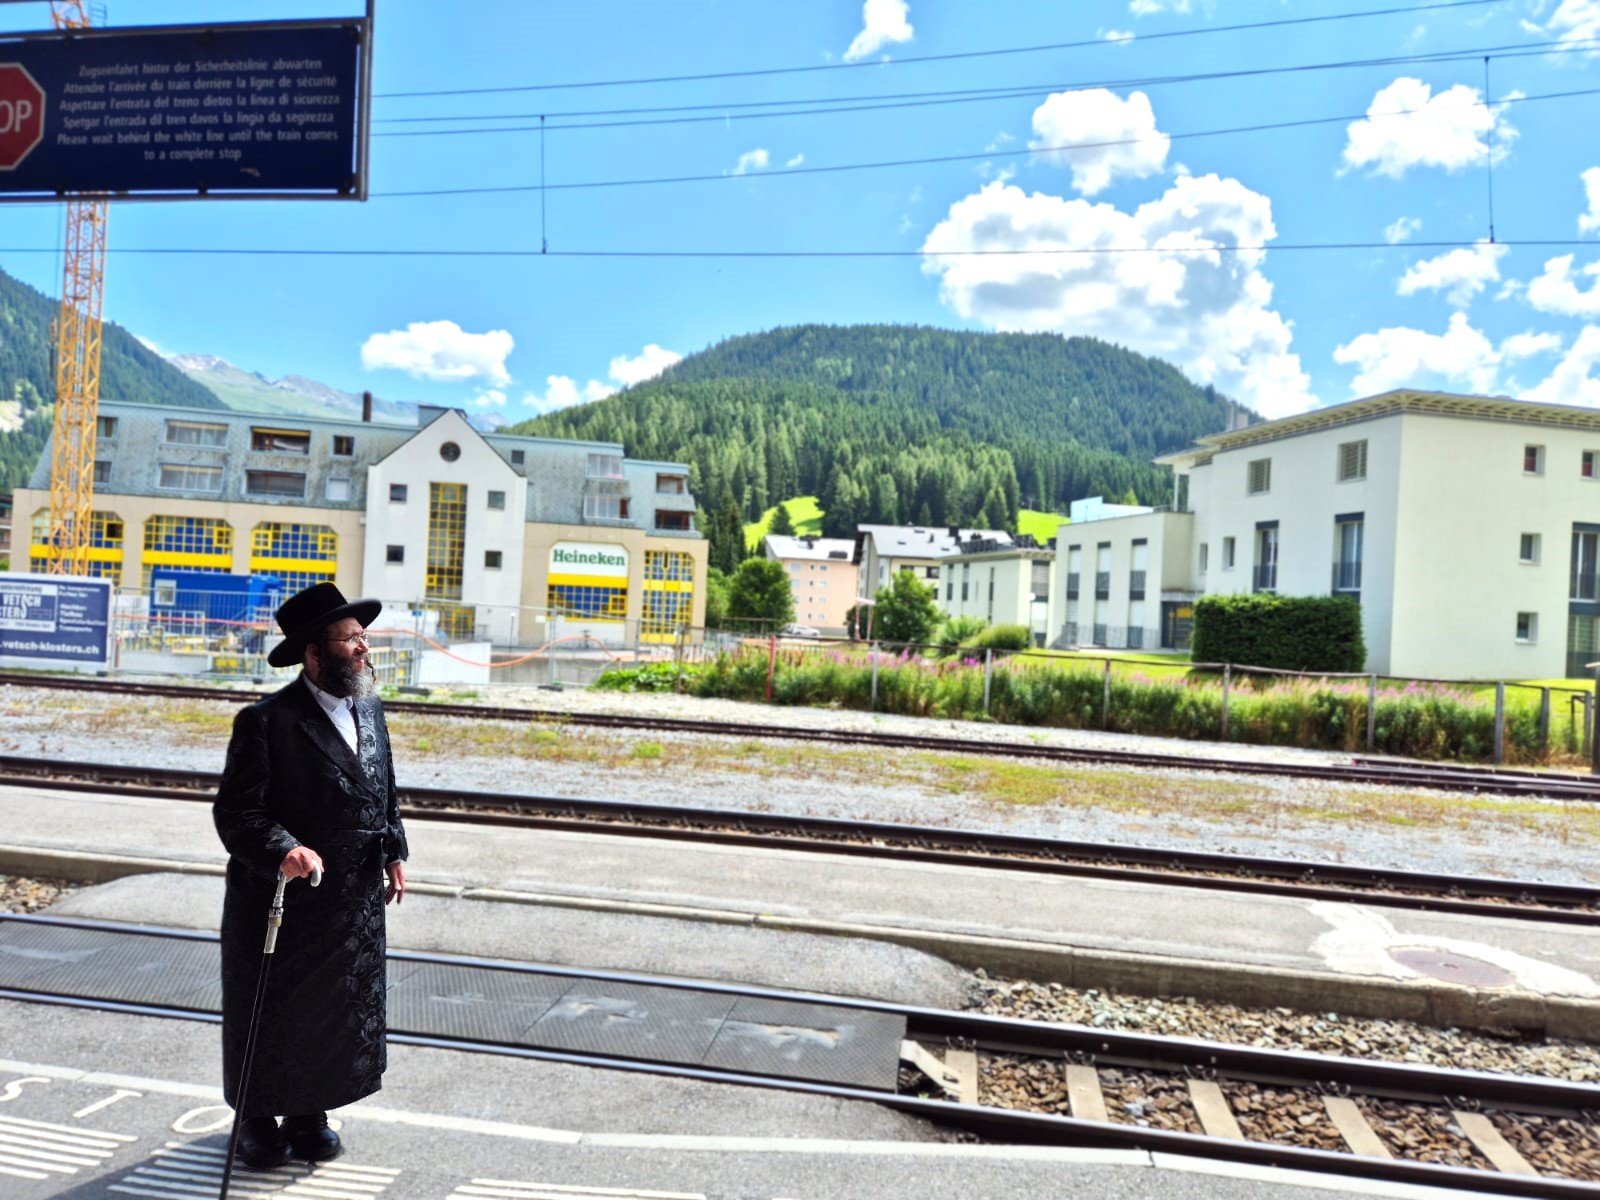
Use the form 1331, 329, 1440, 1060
0, 873, 79, 913
3, 682, 1595, 885
975, 973, 1600, 1081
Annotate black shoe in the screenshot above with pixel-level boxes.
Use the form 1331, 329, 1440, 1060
283, 1112, 341, 1162
234, 1116, 289, 1169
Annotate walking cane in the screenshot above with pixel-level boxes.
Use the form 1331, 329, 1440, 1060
218, 865, 321, 1200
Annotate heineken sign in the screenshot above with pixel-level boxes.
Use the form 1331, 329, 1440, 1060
550, 541, 628, 577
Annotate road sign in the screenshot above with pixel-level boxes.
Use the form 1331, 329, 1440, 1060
0, 18, 370, 200
0, 63, 44, 170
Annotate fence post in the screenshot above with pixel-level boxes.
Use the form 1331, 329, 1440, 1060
1538, 688, 1551, 758
870, 642, 880, 711
1366, 674, 1378, 751
1220, 663, 1231, 741
1493, 682, 1505, 766
983, 649, 994, 715
765, 635, 777, 704
1593, 665, 1600, 776
674, 626, 685, 692
1102, 658, 1112, 730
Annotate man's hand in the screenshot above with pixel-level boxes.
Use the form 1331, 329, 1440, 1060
280, 845, 324, 881
385, 861, 405, 905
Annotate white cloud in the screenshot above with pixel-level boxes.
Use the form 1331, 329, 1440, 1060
920, 173, 1315, 418
1383, 215, 1422, 244
1525, 254, 1600, 317
843, 0, 913, 62
1522, 0, 1600, 55
473, 388, 507, 408
785, 153, 805, 168
361, 320, 513, 386
1501, 331, 1564, 360
1332, 312, 1501, 395
1524, 326, 1600, 407
1102, 28, 1135, 42
1581, 167, 1600, 235
1130, 0, 1192, 13
729, 148, 770, 176
1029, 88, 1169, 197
525, 375, 615, 415
1341, 78, 1517, 179
135, 333, 168, 357
607, 343, 682, 387
1396, 240, 1507, 307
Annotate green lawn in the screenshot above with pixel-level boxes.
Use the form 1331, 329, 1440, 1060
1017, 509, 1068, 543
743, 495, 824, 550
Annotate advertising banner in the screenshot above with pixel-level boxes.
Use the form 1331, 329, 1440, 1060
0, 18, 368, 198
550, 542, 629, 578
0, 572, 113, 670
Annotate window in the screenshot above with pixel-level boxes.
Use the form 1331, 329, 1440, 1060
1199, 543, 1209, 572
1524, 444, 1545, 475
251, 427, 310, 454
1574, 530, 1599, 601
656, 474, 687, 495
1520, 533, 1540, 565
1337, 440, 1368, 482
1333, 516, 1363, 593
1254, 525, 1278, 593
655, 510, 692, 530
586, 452, 624, 479
440, 441, 461, 463
157, 464, 223, 492
1223, 537, 1236, 570
245, 470, 307, 499
165, 419, 227, 447
386, 544, 405, 564
1584, 450, 1598, 479
487, 490, 506, 510
1516, 612, 1538, 644
333, 435, 355, 458
485, 550, 503, 570
511, 449, 525, 466
584, 494, 630, 520
326, 477, 352, 503
1247, 458, 1271, 494
92, 461, 111, 484
96, 416, 118, 439
390, 483, 408, 503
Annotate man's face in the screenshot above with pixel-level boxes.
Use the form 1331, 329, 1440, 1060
308, 616, 372, 698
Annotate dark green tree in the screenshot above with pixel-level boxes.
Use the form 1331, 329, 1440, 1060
768, 502, 796, 537
702, 566, 731, 629
726, 558, 795, 632
872, 569, 941, 648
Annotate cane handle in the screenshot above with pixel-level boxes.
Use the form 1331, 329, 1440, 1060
309, 865, 322, 888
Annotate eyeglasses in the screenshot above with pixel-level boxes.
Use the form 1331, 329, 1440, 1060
323, 631, 370, 649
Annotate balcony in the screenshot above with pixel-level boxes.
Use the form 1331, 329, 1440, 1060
1332, 560, 1362, 594
1065, 573, 1080, 601
1094, 571, 1110, 601
1252, 564, 1278, 593
1129, 569, 1146, 601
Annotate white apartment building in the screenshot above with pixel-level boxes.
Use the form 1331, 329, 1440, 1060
1057, 511, 1196, 652
853, 525, 1014, 600
1059, 389, 1600, 680
763, 535, 859, 633
936, 540, 1057, 646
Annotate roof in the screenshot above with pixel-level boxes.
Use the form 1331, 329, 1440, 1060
857, 525, 1015, 559
1156, 389, 1600, 465
765, 535, 857, 562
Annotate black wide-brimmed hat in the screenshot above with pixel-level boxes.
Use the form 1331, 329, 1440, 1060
267, 582, 382, 668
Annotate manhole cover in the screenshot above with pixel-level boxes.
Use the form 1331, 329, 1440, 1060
1389, 947, 1515, 988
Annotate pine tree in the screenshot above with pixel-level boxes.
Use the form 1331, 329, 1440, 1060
768, 502, 796, 537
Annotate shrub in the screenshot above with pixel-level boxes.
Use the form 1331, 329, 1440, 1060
1191, 594, 1366, 672
933, 614, 988, 656
873, 569, 941, 648
961, 623, 1032, 653
593, 661, 698, 692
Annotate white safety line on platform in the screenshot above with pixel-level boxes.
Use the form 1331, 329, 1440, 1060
454, 1181, 706, 1198
0, 1109, 133, 1180
111, 1141, 401, 1200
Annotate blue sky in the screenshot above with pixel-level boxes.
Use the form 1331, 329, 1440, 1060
4, 0, 1599, 422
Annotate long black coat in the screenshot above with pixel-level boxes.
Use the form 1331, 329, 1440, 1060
213, 675, 408, 1117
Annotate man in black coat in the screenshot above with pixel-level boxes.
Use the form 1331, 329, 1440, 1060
214, 583, 408, 1167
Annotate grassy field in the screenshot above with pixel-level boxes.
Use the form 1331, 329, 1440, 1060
1017, 509, 1069, 543
743, 495, 824, 550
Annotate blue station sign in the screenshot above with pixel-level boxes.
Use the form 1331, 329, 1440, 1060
0, 18, 369, 199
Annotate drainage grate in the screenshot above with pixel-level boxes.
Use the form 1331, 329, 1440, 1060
1388, 947, 1515, 988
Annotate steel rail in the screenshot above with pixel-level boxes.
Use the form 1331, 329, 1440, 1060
1, 912, 1596, 1199
3, 754, 1596, 924
2, 670, 1597, 802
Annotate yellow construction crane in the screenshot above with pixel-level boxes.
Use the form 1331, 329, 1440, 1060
44, 0, 108, 578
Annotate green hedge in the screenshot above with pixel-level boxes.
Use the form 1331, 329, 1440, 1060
1190, 594, 1366, 672
960, 623, 1033, 653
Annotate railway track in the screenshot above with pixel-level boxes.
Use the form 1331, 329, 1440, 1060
1, 912, 1596, 1197
4, 754, 1596, 925
3, 669, 1598, 802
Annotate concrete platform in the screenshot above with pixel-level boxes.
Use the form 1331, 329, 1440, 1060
2, 783, 1598, 1037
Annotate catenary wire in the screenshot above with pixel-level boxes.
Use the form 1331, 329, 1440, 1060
371, 85, 1600, 198
376, 0, 1511, 98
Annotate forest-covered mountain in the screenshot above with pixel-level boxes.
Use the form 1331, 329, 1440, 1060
510, 324, 1238, 562
0, 265, 224, 490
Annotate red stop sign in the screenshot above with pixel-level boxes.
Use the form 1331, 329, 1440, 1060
0, 64, 45, 172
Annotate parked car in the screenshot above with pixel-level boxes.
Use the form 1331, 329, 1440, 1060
782, 623, 821, 639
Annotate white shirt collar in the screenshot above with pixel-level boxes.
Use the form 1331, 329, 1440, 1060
303, 671, 353, 714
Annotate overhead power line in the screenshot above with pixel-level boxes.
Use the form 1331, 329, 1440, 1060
373, 85, 1600, 199
375, 0, 1510, 99
370, 37, 1597, 138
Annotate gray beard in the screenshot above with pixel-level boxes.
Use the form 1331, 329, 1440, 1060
320, 654, 375, 700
